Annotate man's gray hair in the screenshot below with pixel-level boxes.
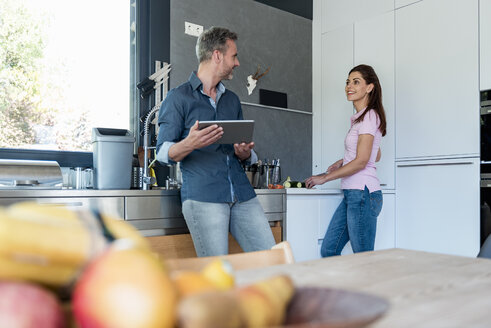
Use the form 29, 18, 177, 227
196, 27, 238, 63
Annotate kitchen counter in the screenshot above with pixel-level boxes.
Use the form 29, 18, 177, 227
0, 188, 286, 238
0, 188, 180, 198
0, 187, 284, 198
285, 187, 395, 195
0, 187, 286, 259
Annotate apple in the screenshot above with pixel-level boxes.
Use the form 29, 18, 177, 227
72, 240, 177, 328
0, 281, 65, 328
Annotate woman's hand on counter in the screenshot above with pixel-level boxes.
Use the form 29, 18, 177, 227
305, 173, 328, 189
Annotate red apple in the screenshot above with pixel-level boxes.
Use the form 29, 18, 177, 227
72, 241, 177, 328
0, 281, 65, 328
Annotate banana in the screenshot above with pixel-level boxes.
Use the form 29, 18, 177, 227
0, 208, 92, 266
0, 256, 79, 286
0, 202, 149, 287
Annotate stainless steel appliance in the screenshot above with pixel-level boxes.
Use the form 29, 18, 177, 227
0, 159, 63, 189
243, 163, 260, 188
481, 89, 491, 161
481, 89, 491, 114
481, 89, 491, 245
481, 174, 491, 245
243, 159, 281, 189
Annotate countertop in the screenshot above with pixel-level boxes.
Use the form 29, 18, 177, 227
0, 187, 285, 198
0, 187, 400, 198
285, 187, 395, 195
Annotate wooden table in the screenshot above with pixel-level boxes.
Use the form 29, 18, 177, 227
235, 248, 491, 327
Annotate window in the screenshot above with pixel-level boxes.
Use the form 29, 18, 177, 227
0, 0, 131, 152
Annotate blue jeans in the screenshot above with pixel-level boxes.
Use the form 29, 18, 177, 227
182, 197, 276, 257
320, 186, 383, 257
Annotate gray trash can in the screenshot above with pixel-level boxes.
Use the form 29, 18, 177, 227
92, 128, 135, 189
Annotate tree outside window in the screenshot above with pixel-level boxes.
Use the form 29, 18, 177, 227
0, 0, 130, 152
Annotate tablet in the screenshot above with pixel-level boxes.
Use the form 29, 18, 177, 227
198, 120, 254, 144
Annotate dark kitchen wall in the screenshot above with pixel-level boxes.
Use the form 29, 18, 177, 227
253, 0, 312, 20
170, 0, 312, 181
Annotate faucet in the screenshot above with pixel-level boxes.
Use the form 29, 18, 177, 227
142, 106, 160, 190
138, 61, 171, 190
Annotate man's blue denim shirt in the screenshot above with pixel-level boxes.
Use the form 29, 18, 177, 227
156, 72, 256, 203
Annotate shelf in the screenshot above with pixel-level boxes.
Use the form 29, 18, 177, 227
240, 102, 312, 115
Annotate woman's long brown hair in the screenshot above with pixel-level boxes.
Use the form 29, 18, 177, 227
350, 64, 387, 137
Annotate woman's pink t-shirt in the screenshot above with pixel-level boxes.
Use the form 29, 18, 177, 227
340, 108, 382, 192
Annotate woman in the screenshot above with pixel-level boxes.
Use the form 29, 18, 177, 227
305, 64, 387, 257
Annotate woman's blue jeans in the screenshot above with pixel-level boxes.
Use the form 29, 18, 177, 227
320, 186, 383, 257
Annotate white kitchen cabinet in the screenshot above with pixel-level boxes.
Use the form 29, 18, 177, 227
395, 0, 479, 159
313, 11, 395, 189
354, 11, 395, 189
319, 0, 353, 33
319, 0, 393, 33
395, 0, 423, 8
374, 192, 396, 250
316, 192, 345, 246
286, 190, 395, 262
286, 191, 343, 262
395, 158, 480, 257
312, 0, 323, 177
317, 192, 395, 255
314, 25, 353, 188
481, 0, 491, 91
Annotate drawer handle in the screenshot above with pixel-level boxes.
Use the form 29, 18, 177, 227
37, 202, 84, 207
15, 180, 40, 186
396, 161, 473, 168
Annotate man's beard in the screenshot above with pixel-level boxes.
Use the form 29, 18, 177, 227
222, 70, 234, 81
219, 65, 234, 81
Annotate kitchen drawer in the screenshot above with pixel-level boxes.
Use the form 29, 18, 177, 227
126, 218, 186, 230
125, 196, 183, 220
0, 197, 124, 219
265, 213, 284, 222
256, 193, 285, 213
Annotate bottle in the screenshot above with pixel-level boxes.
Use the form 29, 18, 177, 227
272, 159, 281, 185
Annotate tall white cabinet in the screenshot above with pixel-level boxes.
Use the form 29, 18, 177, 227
354, 11, 395, 189
481, 0, 491, 91
395, 0, 422, 8
313, 1, 395, 190
395, 0, 479, 159
316, 25, 353, 189
312, 0, 481, 257
394, 0, 480, 257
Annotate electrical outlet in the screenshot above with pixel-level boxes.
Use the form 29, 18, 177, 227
185, 21, 203, 37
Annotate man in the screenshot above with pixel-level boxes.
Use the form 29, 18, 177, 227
156, 27, 275, 257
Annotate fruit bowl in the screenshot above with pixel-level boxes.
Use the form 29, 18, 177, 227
280, 287, 389, 328
63, 286, 388, 328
